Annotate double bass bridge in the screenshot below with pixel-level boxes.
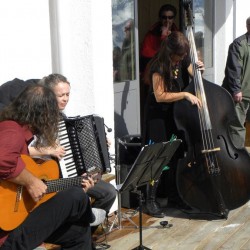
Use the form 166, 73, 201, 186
201, 147, 221, 154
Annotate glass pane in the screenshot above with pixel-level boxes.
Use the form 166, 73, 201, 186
112, 0, 136, 83
193, 0, 213, 68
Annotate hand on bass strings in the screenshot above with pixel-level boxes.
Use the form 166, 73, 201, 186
184, 92, 202, 109
195, 60, 205, 74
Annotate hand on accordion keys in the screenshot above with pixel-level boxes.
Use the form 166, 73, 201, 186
48, 144, 66, 160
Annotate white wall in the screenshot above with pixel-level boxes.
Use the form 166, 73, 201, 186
49, 0, 115, 154
214, 0, 233, 85
234, 0, 249, 38
0, 0, 115, 161
214, 0, 249, 85
0, 0, 52, 83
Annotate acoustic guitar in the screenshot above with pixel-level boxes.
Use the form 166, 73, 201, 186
0, 154, 101, 231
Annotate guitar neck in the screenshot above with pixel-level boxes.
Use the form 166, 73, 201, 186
45, 176, 83, 193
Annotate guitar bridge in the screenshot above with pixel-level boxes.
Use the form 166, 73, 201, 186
14, 185, 23, 212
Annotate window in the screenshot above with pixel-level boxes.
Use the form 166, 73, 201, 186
112, 0, 136, 83
193, 0, 214, 68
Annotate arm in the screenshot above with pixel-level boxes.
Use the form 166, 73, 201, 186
29, 145, 66, 160
8, 168, 47, 202
224, 41, 243, 98
152, 73, 202, 108
0, 123, 47, 202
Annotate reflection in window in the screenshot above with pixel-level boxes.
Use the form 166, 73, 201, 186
112, 0, 136, 83
193, 0, 213, 68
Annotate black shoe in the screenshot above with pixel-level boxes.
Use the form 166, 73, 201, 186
143, 200, 165, 218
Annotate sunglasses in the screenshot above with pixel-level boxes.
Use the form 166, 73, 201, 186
161, 15, 174, 20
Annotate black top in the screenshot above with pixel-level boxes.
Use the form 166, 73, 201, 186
0, 78, 39, 111
146, 55, 191, 113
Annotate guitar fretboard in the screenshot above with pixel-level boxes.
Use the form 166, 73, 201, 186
45, 176, 83, 193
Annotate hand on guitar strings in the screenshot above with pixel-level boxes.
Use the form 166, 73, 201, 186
26, 177, 47, 202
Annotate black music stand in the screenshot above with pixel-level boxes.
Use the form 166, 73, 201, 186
116, 139, 181, 250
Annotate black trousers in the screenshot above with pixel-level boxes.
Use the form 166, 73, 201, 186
1, 187, 93, 250
87, 180, 116, 213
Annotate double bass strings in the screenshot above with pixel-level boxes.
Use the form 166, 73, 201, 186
186, 26, 220, 175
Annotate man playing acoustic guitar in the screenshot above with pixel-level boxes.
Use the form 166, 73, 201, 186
0, 84, 103, 249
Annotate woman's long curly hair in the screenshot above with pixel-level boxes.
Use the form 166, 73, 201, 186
0, 84, 60, 148
144, 31, 189, 90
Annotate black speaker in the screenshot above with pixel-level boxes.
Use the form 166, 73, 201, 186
118, 135, 142, 208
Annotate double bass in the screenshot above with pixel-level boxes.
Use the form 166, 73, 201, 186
174, 0, 250, 218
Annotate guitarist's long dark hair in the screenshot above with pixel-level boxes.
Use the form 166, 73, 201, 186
0, 84, 60, 148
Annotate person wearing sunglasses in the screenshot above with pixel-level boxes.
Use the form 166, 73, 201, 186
140, 4, 179, 134
140, 4, 178, 76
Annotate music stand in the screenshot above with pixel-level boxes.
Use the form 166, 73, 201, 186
116, 139, 181, 250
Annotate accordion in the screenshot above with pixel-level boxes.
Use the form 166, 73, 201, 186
58, 115, 111, 178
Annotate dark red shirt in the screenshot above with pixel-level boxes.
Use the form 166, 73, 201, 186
0, 120, 33, 246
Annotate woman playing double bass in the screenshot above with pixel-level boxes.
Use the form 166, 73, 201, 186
142, 31, 204, 218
